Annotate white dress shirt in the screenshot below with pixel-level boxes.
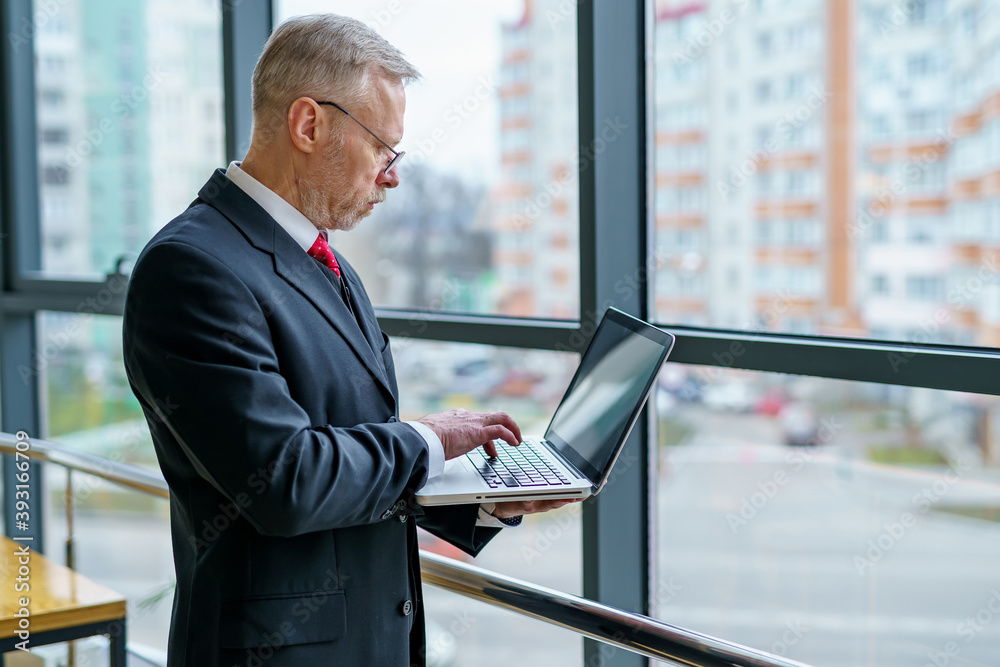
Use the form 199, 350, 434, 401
223, 162, 509, 528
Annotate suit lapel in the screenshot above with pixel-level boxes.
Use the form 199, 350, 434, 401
197, 170, 395, 402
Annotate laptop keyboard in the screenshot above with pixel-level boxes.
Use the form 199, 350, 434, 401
467, 440, 572, 488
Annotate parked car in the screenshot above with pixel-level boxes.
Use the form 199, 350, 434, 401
779, 401, 820, 446
703, 381, 755, 412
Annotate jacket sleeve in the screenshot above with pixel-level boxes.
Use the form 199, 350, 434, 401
416, 504, 503, 558
123, 240, 430, 537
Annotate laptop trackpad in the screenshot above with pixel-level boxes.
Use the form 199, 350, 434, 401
418, 456, 475, 495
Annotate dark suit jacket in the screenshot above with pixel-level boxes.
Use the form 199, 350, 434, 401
123, 169, 502, 666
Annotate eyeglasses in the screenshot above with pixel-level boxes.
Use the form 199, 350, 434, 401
314, 100, 404, 175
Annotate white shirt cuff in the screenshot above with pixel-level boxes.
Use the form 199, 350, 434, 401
476, 502, 509, 528
407, 421, 445, 479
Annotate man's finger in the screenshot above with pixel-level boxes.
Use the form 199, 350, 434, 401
492, 411, 523, 444
482, 424, 519, 449
483, 439, 498, 458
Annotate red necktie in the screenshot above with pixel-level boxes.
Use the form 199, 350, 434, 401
308, 233, 341, 278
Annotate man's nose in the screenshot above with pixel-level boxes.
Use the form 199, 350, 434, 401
377, 165, 400, 188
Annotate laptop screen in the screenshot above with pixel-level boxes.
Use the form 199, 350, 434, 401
545, 309, 674, 485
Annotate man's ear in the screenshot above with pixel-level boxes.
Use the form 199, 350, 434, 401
287, 97, 324, 154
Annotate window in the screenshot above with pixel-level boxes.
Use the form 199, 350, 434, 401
33, 0, 224, 279
277, 0, 579, 320
39, 89, 65, 107
9, 4, 1000, 666
906, 216, 943, 243
757, 31, 773, 57
910, 161, 946, 192
785, 73, 806, 99
960, 7, 977, 38
42, 165, 69, 185
755, 79, 773, 103
907, 53, 933, 78
906, 275, 946, 301
786, 171, 806, 195
757, 173, 772, 197
393, 341, 580, 665
40, 127, 69, 145
656, 366, 1000, 665
654, 0, 1000, 344
911, 0, 946, 25
872, 274, 889, 295
871, 115, 892, 137
786, 23, 819, 53
871, 219, 890, 243
905, 110, 945, 136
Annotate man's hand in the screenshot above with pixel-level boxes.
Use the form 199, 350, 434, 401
491, 498, 582, 519
418, 408, 522, 460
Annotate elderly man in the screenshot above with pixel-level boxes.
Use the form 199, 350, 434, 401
123, 14, 571, 667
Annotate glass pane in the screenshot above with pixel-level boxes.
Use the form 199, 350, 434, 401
424, 587, 583, 666
652, 0, 1000, 345
655, 363, 1000, 665
40, 312, 144, 439
275, 1, 580, 318
38, 312, 172, 655
33, 0, 224, 279
395, 339, 582, 664
36, 326, 583, 658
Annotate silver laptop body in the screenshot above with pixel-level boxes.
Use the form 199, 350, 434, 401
415, 308, 675, 506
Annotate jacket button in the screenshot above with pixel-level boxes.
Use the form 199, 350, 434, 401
401, 600, 412, 616
395, 499, 408, 512
388, 416, 398, 423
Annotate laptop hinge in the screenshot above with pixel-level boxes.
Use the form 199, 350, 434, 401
538, 437, 594, 488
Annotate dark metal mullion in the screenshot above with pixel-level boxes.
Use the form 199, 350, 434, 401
376, 312, 578, 352
1, 291, 124, 317
666, 328, 1000, 395
1, 315, 45, 552
222, 0, 274, 163
15, 276, 120, 296
0, 0, 45, 551
6, 282, 1000, 397
0, 0, 42, 284
1, 276, 126, 317
580, 2, 650, 666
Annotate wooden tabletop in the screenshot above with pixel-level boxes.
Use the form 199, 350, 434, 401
0, 537, 126, 637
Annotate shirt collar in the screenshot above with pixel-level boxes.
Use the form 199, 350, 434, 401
224, 161, 321, 252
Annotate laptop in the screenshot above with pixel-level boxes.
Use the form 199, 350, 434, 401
415, 308, 675, 506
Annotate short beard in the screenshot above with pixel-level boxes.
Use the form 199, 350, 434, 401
299, 136, 376, 233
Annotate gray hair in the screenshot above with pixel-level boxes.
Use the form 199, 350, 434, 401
251, 14, 420, 140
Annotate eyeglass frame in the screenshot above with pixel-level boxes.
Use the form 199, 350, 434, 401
313, 100, 404, 175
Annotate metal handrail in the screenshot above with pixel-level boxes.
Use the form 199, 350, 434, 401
420, 552, 810, 667
0, 432, 169, 498
0, 432, 810, 667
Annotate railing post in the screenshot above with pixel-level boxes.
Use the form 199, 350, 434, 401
66, 468, 76, 667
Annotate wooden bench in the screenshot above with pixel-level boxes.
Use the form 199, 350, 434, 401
0, 537, 127, 665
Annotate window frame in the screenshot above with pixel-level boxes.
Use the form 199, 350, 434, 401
3, 1, 1000, 665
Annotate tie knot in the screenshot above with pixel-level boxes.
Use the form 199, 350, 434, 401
308, 234, 341, 278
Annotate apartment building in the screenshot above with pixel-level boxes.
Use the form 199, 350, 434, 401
654, 0, 839, 334
652, 0, 1000, 345
35, 0, 223, 278
493, 0, 580, 319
